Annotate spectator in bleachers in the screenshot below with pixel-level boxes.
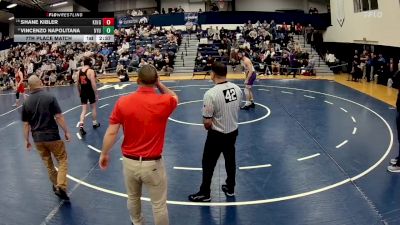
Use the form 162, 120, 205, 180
248, 29, 258, 42
27, 60, 34, 76
290, 22, 295, 34
280, 53, 290, 75
178, 6, 185, 13
0, 70, 11, 90
127, 53, 140, 71
300, 57, 309, 73
388, 58, 398, 79
139, 58, 148, 68
364, 54, 372, 82
196, 52, 205, 65
119, 53, 130, 64
261, 20, 269, 28
136, 45, 145, 57
305, 24, 314, 44
116, 62, 124, 73
398, 59, 400, 73
325, 51, 337, 67
207, 26, 215, 40
326, 51, 336, 64
213, 27, 221, 41
270, 20, 276, 28
370, 52, 378, 80
164, 56, 174, 72
49, 72, 57, 86
211, 2, 219, 12
68, 56, 77, 76
118, 66, 129, 82
93, 54, 101, 70
378, 54, 386, 64
170, 25, 176, 33
246, 20, 253, 30
376, 55, 388, 85
360, 50, 368, 77
281, 22, 288, 31
219, 27, 227, 39
288, 53, 300, 77
205, 55, 214, 72
153, 51, 164, 70
1, 23, 182, 83
191, 17, 310, 78
259, 28, 272, 40
230, 49, 240, 71
252, 51, 264, 74
242, 41, 251, 51
295, 23, 303, 35
309, 7, 319, 14
351, 56, 362, 81
100, 46, 111, 57
196, 27, 203, 41
218, 38, 230, 56
306, 58, 316, 75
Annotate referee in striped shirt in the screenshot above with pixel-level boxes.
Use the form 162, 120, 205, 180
189, 62, 242, 202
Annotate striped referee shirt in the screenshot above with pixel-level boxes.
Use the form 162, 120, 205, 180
202, 81, 242, 134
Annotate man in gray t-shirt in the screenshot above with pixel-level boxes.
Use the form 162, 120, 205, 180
189, 62, 242, 202
22, 75, 71, 200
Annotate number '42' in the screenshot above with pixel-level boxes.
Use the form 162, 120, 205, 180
223, 88, 237, 103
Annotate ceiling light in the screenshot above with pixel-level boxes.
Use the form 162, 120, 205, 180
8, 17, 14, 20
7, 3, 18, 8
50, 1, 68, 7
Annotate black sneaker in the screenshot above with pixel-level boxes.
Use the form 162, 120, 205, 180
221, 185, 235, 197
390, 157, 399, 165
188, 192, 211, 202
79, 127, 86, 136
55, 189, 70, 201
250, 102, 255, 108
240, 105, 251, 110
93, 123, 100, 129
388, 164, 400, 173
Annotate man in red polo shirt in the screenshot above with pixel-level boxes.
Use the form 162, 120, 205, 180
99, 65, 178, 225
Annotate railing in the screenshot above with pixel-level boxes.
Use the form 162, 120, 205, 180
181, 52, 185, 67
144, 12, 331, 29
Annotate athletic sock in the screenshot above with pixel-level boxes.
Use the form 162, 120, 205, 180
92, 120, 98, 125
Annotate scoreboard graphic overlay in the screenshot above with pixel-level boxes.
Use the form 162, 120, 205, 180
14, 12, 115, 43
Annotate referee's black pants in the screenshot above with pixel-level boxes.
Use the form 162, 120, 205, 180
396, 112, 400, 166
200, 129, 238, 195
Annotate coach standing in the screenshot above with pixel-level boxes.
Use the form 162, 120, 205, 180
22, 75, 71, 200
189, 62, 242, 202
99, 65, 178, 225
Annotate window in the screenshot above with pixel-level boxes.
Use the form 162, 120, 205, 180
353, 0, 379, 12
362, 0, 370, 11
370, 0, 379, 9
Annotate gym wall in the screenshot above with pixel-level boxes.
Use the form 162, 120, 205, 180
325, 0, 400, 47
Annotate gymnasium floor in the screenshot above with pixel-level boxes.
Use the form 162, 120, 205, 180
1, 77, 400, 225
